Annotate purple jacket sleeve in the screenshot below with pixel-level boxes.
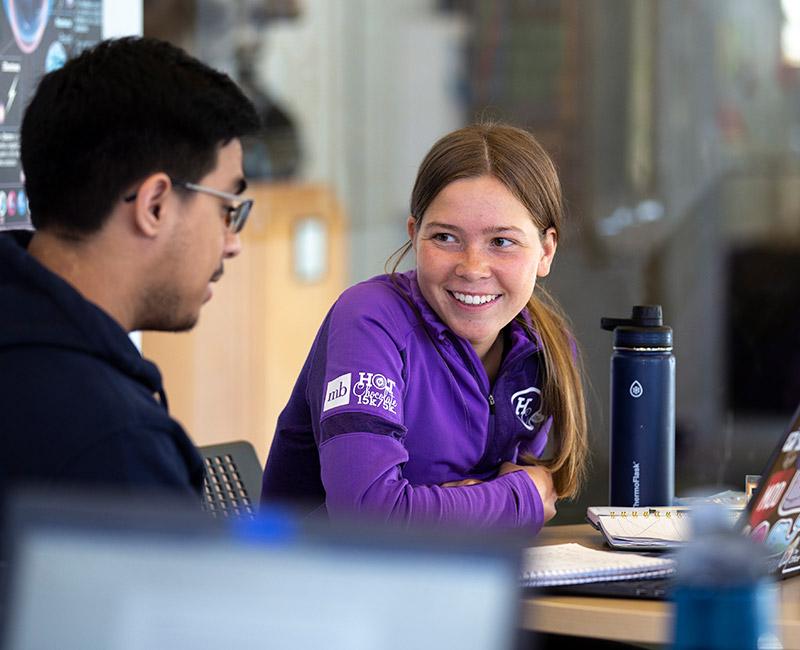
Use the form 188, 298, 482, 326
319, 432, 544, 533
310, 283, 545, 532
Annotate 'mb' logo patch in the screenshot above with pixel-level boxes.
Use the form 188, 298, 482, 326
323, 373, 351, 412
511, 386, 544, 431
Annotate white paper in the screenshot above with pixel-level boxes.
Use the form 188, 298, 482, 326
521, 543, 675, 587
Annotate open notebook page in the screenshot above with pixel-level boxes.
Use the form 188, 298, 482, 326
521, 543, 675, 587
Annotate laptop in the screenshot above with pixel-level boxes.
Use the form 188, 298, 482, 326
542, 402, 800, 599
0, 490, 524, 650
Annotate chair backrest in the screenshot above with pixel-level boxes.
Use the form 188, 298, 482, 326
198, 441, 263, 519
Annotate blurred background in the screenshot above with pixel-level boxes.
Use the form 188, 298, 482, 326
141, 0, 800, 523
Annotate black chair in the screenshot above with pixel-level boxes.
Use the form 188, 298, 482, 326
198, 441, 263, 520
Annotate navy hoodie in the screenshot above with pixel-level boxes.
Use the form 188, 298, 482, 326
0, 232, 204, 502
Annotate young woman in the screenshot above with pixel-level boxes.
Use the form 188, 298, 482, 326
261, 123, 588, 533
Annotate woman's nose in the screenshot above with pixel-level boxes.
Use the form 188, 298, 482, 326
455, 246, 490, 280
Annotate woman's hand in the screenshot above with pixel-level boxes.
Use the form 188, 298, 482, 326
498, 462, 557, 522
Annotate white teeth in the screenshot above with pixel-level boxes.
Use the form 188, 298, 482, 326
452, 291, 499, 305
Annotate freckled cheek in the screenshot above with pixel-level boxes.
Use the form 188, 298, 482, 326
498, 274, 536, 308
417, 251, 452, 282
498, 256, 536, 281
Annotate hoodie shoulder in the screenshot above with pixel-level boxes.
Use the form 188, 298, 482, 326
332, 273, 420, 340
0, 233, 160, 390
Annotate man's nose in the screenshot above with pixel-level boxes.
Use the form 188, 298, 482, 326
223, 231, 242, 258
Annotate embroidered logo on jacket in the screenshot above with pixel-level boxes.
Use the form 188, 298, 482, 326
323, 373, 352, 411
511, 386, 544, 431
353, 371, 398, 414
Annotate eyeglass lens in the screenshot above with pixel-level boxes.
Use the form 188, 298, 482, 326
229, 200, 252, 233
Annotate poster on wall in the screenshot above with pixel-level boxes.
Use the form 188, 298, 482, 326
0, 0, 102, 231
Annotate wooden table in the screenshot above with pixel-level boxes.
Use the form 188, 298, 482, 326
521, 524, 800, 647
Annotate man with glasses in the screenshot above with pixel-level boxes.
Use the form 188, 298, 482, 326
0, 37, 260, 501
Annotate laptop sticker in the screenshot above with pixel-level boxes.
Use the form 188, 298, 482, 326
779, 470, 800, 516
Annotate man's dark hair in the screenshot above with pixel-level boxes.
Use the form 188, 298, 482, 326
21, 37, 260, 235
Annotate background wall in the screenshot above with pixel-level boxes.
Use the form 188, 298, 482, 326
146, 0, 800, 521
103, 0, 142, 37
256, 0, 468, 280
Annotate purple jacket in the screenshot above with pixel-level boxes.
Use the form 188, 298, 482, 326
261, 271, 551, 533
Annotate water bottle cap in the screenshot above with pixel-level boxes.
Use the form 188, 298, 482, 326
631, 305, 662, 326
601, 304, 665, 330
614, 326, 672, 350
602, 305, 673, 350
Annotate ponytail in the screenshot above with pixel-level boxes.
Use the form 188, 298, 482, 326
518, 285, 588, 498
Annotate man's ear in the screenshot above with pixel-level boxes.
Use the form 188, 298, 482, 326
536, 227, 558, 277
129, 173, 172, 238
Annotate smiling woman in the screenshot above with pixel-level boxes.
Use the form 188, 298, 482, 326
261, 122, 588, 534
409, 174, 556, 364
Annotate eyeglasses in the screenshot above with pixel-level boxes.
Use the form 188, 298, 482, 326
123, 178, 253, 234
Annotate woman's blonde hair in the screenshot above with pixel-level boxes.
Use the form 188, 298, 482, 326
389, 122, 588, 498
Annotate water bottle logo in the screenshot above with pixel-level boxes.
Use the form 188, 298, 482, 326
629, 380, 643, 399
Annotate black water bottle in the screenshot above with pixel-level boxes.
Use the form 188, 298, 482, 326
601, 305, 675, 507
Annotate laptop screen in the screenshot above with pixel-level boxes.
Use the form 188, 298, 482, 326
1, 494, 521, 650
742, 404, 800, 578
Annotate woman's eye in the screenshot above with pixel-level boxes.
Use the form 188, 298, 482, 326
492, 237, 514, 248
432, 232, 456, 243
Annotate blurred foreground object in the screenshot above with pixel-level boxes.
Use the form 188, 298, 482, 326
2, 489, 521, 650
672, 505, 782, 650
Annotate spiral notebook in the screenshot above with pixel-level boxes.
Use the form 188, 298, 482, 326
521, 542, 675, 587
586, 507, 691, 549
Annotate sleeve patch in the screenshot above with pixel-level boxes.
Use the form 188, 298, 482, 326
323, 373, 352, 411
322, 370, 399, 416
353, 371, 398, 415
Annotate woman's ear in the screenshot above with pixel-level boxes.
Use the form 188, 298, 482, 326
537, 227, 558, 277
406, 215, 418, 249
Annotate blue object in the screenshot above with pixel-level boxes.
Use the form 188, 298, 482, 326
232, 505, 298, 544
602, 305, 675, 507
671, 506, 781, 650
673, 581, 778, 650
